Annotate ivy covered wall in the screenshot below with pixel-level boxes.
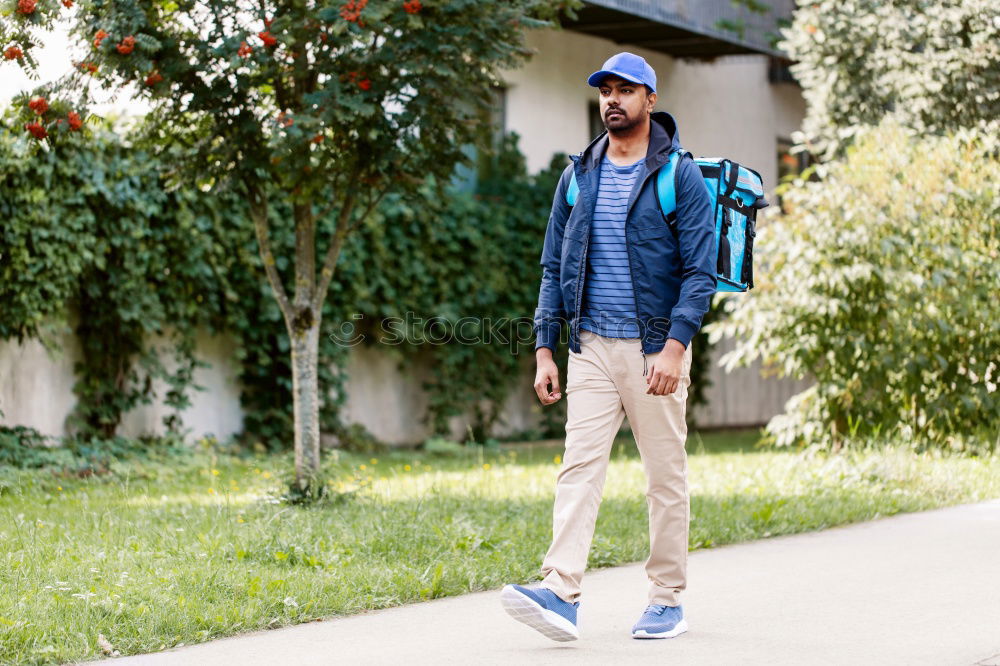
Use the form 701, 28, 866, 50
0, 112, 587, 448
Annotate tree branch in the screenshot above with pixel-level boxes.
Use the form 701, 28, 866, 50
245, 178, 293, 324
348, 180, 392, 234
312, 171, 359, 311
314, 170, 350, 223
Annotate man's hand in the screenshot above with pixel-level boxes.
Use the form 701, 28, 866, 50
534, 347, 562, 405
646, 339, 686, 395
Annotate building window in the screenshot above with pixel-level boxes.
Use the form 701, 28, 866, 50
768, 57, 798, 85
488, 85, 507, 151
452, 85, 508, 192
588, 101, 605, 142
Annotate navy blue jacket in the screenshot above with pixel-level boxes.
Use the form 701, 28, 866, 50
533, 111, 716, 356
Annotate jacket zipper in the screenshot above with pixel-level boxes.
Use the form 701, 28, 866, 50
623, 158, 666, 376
625, 233, 646, 376
570, 155, 588, 352
629, 149, 682, 375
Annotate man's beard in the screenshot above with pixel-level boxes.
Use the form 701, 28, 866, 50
604, 107, 642, 134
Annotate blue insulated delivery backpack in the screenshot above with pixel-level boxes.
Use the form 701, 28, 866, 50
566, 151, 768, 292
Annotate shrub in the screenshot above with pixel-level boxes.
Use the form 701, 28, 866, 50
709, 122, 1000, 450
783, 0, 1000, 159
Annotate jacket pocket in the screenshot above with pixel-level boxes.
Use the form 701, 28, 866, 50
632, 225, 670, 242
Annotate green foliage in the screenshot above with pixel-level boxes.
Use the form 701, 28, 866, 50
715, 0, 774, 44
0, 425, 63, 469
0, 114, 247, 439
0, 423, 190, 471
782, 0, 1000, 158
709, 122, 1000, 450
0, 122, 98, 339
6, 0, 578, 198
422, 436, 469, 457
336, 136, 565, 438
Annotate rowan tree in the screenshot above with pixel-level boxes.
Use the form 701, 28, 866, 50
2, 0, 578, 494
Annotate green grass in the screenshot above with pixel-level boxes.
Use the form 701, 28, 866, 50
2, 430, 1000, 664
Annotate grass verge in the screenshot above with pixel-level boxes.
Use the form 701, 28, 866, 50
1, 430, 999, 663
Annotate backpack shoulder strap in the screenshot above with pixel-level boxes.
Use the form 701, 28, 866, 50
565, 172, 580, 207
654, 149, 684, 231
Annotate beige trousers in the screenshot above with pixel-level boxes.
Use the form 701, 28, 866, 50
539, 328, 693, 607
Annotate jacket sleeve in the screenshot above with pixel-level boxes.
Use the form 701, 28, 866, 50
667, 155, 717, 348
533, 164, 574, 352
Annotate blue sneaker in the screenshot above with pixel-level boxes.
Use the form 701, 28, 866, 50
631, 603, 688, 639
500, 583, 580, 642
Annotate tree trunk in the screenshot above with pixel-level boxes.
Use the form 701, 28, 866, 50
291, 321, 321, 491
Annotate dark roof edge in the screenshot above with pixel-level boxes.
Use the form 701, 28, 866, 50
582, 0, 791, 58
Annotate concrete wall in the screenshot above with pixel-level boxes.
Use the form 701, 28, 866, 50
0, 330, 80, 438
339, 346, 542, 444
1, 324, 806, 444
0, 329, 243, 442
0, 327, 541, 445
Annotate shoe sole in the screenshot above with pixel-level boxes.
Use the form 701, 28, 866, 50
632, 618, 689, 639
500, 584, 579, 642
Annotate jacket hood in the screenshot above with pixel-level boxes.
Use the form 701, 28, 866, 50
578, 110, 683, 173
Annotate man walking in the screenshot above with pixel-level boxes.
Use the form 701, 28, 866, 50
500, 52, 717, 642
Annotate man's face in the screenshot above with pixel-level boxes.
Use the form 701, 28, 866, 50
598, 75, 655, 134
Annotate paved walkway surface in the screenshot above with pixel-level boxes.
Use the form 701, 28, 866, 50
114, 500, 1000, 666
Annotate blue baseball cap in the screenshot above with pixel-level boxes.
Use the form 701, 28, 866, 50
587, 52, 656, 94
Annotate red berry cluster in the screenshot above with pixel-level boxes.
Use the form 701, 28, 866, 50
311, 134, 324, 144
76, 61, 99, 74
344, 70, 371, 90
117, 35, 136, 55
25, 122, 47, 139
145, 70, 163, 86
340, 0, 368, 23
62, 0, 73, 7
403, 0, 422, 14
4, 46, 24, 60
21, 97, 85, 140
258, 31, 278, 47
276, 111, 294, 127
238, 41, 253, 57
17, 0, 36, 14
28, 96, 49, 114
93, 30, 109, 48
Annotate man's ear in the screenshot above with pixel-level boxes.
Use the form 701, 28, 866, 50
647, 91, 657, 113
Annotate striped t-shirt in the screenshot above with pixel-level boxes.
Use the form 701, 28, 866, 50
579, 155, 643, 338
